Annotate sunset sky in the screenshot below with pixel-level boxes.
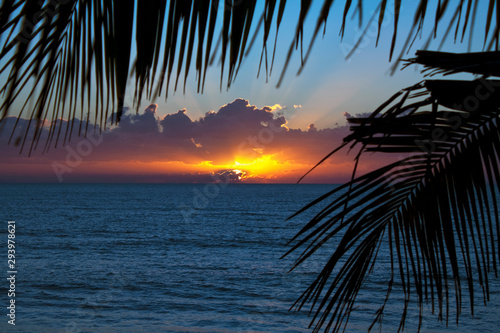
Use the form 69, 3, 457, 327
0, 0, 488, 183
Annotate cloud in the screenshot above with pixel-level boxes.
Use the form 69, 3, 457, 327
160, 109, 195, 138
117, 103, 160, 132
267, 104, 284, 112
0, 98, 391, 182
307, 123, 318, 132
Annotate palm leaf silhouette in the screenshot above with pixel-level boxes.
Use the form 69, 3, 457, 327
1, 2, 500, 331
285, 52, 500, 332
1, 0, 500, 152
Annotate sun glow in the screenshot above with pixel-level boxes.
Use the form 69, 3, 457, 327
232, 155, 279, 174
188, 154, 296, 181
231, 169, 245, 180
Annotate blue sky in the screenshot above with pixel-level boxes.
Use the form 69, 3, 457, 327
137, 0, 490, 130
0, 0, 491, 130
0, 0, 495, 183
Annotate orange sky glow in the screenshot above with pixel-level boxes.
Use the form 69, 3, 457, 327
0, 99, 391, 183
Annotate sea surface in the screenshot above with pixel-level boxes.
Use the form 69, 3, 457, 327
0, 183, 499, 333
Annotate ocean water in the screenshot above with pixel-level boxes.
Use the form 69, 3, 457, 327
0, 183, 499, 333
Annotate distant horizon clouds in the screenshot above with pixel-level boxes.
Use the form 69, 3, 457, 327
0, 99, 390, 183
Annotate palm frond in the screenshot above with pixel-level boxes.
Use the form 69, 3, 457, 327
285, 64, 500, 331
404, 50, 500, 77
1, 1, 500, 150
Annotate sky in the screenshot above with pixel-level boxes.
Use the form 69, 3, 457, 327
0, 0, 492, 183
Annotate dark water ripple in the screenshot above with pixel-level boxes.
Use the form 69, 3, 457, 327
0, 183, 499, 332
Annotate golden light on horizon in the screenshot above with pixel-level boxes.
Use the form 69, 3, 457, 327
231, 169, 246, 180
45, 151, 350, 183
192, 154, 290, 181
232, 155, 279, 174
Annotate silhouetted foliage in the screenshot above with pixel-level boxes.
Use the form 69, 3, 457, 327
287, 51, 500, 332
1, 1, 500, 332
1, 0, 499, 150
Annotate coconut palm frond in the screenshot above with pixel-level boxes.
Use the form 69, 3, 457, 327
405, 50, 500, 77
285, 72, 500, 332
1, 1, 499, 150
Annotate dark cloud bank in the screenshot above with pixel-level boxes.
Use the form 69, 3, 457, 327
0, 99, 363, 183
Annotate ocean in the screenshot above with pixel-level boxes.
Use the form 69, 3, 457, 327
0, 183, 499, 333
